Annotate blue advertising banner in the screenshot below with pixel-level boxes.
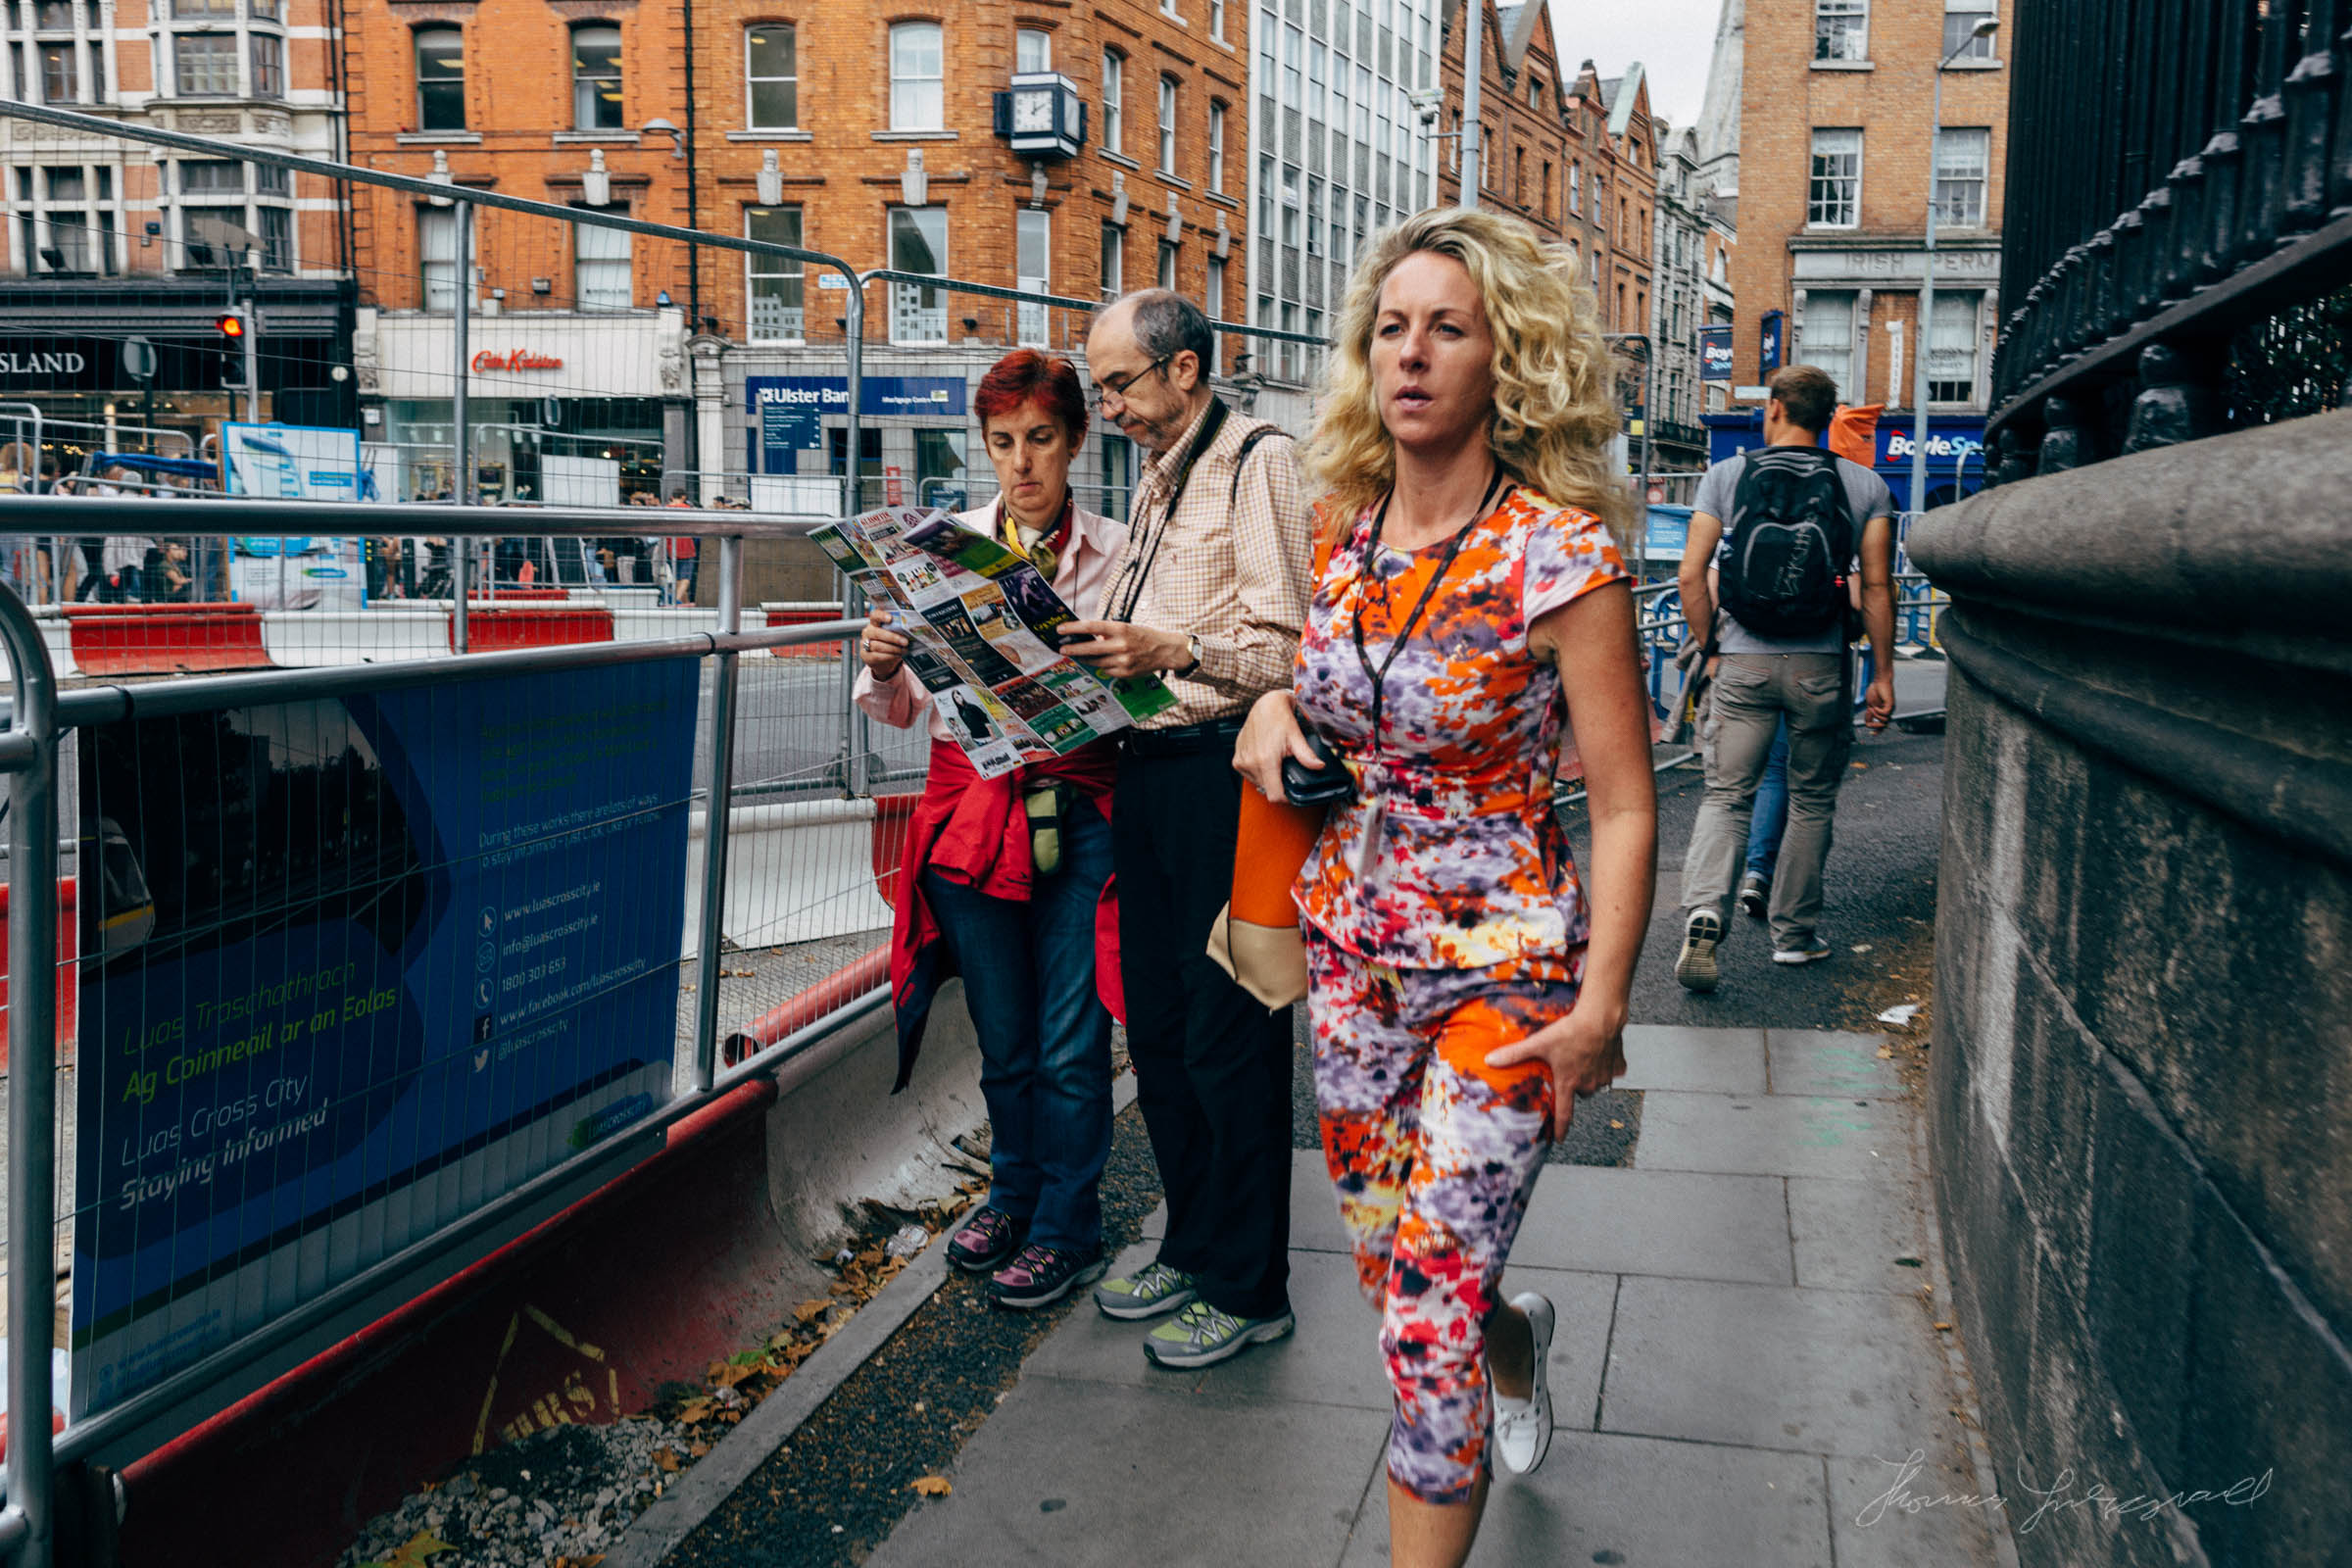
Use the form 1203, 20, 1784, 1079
70, 661, 697, 1416
1698, 325, 1735, 381
1759, 311, 1786, 374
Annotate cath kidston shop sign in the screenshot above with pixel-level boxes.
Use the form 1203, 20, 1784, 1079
471, 349, 565, 373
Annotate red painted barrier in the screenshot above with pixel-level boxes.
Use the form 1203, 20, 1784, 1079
64, 603, 270, 676
450, 606, 617, 654
0, 877, 78, 1071
765, 606, 848, 660
119, 1077, 792, 1568
721, 946, 890, 1067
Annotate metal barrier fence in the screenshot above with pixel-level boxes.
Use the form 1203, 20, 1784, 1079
0, 499, 902, 1566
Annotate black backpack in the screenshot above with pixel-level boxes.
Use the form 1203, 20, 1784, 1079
1716, 447, 1855, 639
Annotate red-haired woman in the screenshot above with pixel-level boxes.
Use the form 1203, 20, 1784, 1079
856, 349, 1129, 1309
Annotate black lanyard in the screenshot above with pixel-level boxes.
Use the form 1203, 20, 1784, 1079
1350, 467, 1511, 749
1105, 397, 1229, 624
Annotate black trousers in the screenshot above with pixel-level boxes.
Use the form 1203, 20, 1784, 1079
1114, 736, 1296, 1319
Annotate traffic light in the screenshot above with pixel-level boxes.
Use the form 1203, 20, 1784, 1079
217, 306, 258, 418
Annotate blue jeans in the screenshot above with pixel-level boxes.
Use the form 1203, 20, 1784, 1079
920, 795, 1114, 1253
1744, 719, 1790, 882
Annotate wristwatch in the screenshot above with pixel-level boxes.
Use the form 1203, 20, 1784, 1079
1175, 632, 1202, 678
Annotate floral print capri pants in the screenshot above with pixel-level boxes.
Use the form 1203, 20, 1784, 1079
1306, 929, 1580, 1505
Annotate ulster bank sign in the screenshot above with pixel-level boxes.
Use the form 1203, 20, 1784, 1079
0, 347, 90, 379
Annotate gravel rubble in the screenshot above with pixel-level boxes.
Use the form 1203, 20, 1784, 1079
337, 1415, 697, 1568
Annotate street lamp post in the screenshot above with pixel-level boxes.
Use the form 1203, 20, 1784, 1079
1910, 16, 1999, 520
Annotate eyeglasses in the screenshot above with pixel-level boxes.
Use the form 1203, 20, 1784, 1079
1087, 354, 1172, 412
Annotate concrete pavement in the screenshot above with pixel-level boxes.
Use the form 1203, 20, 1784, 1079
862, 1023, 2013, 1568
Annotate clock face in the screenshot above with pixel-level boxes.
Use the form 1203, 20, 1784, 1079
1013, 89, 1054, 132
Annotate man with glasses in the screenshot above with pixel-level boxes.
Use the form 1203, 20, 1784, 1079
1059, 289, 1314, 1369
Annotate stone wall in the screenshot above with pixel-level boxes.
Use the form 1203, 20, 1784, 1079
1909, 410, 2352, 1568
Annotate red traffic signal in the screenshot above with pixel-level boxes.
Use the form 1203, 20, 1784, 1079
216, 311, 246, 339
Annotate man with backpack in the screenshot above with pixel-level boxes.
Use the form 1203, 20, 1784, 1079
1674, 364, 1895, 990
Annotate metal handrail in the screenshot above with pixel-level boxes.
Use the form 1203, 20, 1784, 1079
0, 496, 834, 541
0, 578, 60, 1568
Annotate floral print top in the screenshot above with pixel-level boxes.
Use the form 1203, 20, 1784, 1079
1292, 486, 1631, 969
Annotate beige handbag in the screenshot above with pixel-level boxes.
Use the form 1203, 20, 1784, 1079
1206, 788, 1327, 1010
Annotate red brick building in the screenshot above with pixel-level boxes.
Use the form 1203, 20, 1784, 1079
339, 0, 1247, 505
341, 0, 698, 496
1436, 2, 1576, 241
1431, 4, 1657, 337
696, 0, 1250, 507
1730, 0, 2008, 453
1592, 62, 1658, 339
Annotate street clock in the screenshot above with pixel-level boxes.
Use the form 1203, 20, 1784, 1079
993, 72, 1087, 159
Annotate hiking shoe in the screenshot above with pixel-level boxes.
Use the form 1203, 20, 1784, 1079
945, 1205, 1025, 1274
1492, 1291, 1555, 1478
1739, 872, 1769, 920
1093, 1260, 1199, 1321
988, 1244, 1106, 1310
1675, 908, 1723, 992
1773, 936, 1834, 965
1143, 1300, 1296, 1369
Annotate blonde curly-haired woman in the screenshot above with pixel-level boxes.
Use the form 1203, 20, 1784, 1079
1235, 208, 1657, 1567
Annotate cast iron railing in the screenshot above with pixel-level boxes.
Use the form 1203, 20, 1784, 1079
1987, 0, 2352, 477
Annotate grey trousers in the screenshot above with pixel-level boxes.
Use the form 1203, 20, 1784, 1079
1680, 652, 1853, 949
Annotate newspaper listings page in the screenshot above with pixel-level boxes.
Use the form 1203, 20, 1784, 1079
812, 507, 1176, 779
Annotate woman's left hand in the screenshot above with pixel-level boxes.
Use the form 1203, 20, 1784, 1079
1484, 1000, 1628, 1140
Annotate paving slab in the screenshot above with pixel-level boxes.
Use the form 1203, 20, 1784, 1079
1338, 1430, 1835, 1568
1601, 1275, 1962, 1460
1141, 1148, 1350, 1253
863, 1375, 1390, 1568
1027, 1238, 1395, 1409
1634, 1089, 1915, 1181
1617, 1024, 1769, 1095
1789, 1174, 1935, 1294
1768, 1028, 1908, 1100
1511, 1164, 1793, 1286
1828, 1450, 2008, 1568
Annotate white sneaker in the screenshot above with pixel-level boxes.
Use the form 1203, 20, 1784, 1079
1491, 1291, 1555, 1477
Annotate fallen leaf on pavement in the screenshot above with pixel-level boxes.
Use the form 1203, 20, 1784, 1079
1608, 1119, 1625, 1129
794, 1299, 830, 1323
909, 1476, 953, 1496
655, 1448, 681, 1473
372, 1533, 457, 1568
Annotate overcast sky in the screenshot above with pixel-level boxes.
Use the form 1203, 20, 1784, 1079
1548, 0, 1726, 134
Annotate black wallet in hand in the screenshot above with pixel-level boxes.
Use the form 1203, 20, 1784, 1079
1281, 724, 1357, 808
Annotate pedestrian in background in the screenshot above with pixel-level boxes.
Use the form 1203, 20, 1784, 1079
1235, 206, 1656, 1567
1673, 363, 1895, 991
855, 349, 1129, 1310
1058, 288, 1314, 1370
